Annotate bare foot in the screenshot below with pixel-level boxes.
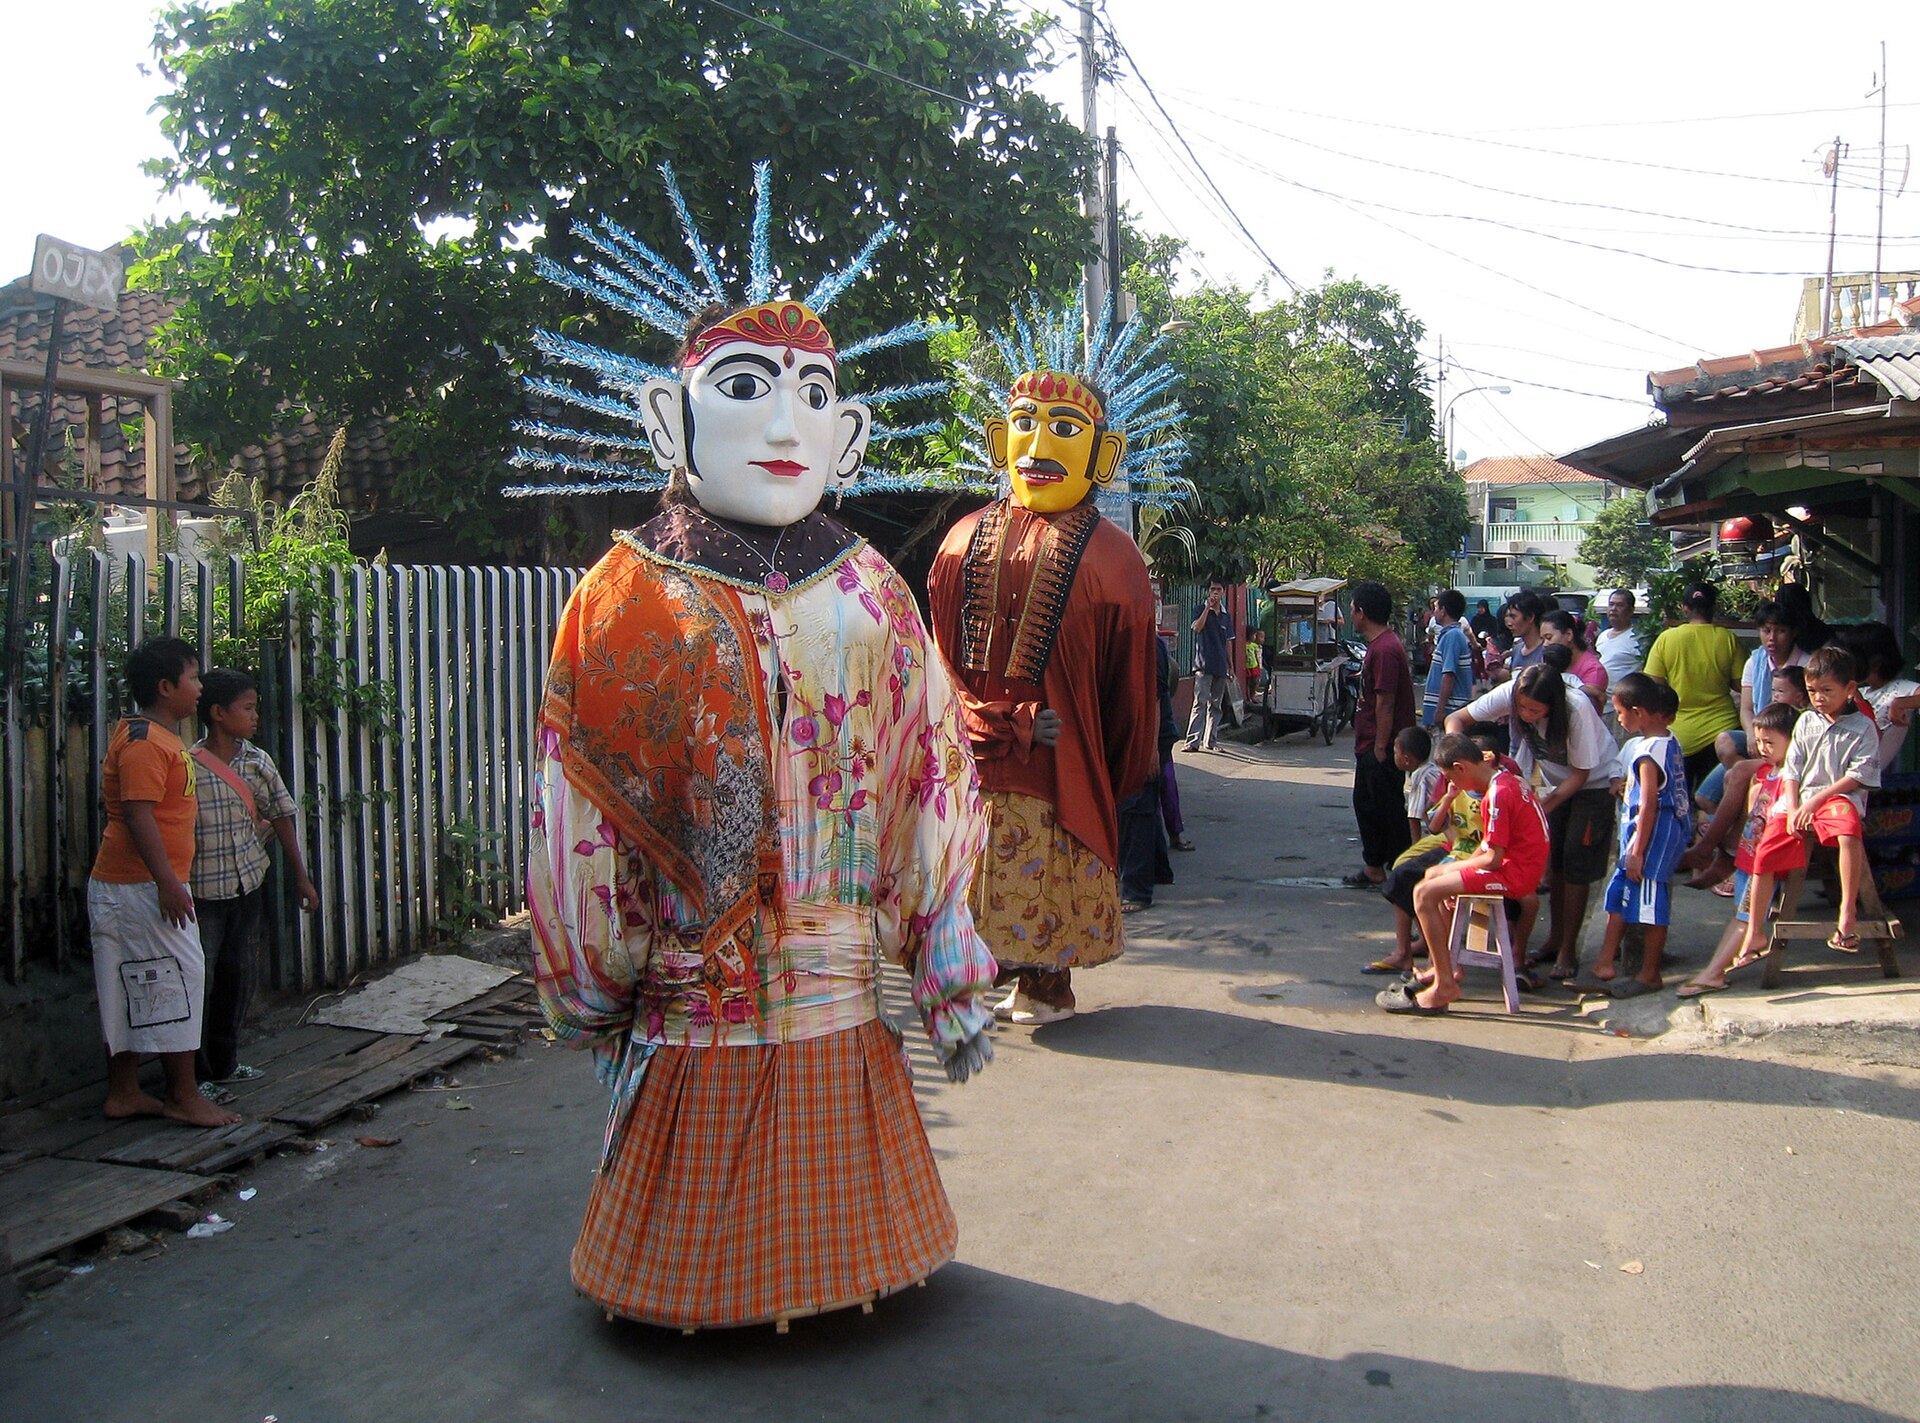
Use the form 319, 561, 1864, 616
103, 1090, 167, 1120
162, 1093, 242, 1128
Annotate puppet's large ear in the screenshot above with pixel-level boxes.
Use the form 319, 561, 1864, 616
639, 378, 684, 473
984, 416, 1010, 473
1090, 429, 1127, 487
834, 400, 872, 480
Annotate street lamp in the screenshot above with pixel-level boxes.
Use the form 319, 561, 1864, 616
1442, 384, 1511, 466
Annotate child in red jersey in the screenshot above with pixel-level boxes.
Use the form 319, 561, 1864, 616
1383, 733, 1549, 1015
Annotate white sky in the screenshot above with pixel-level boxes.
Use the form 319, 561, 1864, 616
4, 0, 1913, 464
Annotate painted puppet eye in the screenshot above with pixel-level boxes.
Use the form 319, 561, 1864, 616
716, 371, 769, 400
1012, 414, 1038, 433
1048, 419, 1081, 438
801, 382, 831, 411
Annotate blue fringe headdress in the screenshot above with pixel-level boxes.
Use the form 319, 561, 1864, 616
507, 162, 964, 499
952, 294, 1193, 509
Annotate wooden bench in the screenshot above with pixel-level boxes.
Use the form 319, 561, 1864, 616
1760, 860, 1905, 988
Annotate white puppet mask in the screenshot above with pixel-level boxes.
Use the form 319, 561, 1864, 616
639, 301, 871, 529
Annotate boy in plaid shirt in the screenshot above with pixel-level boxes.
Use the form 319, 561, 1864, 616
190, 669, 319, 1087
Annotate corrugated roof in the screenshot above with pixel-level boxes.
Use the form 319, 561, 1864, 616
1834, 334, 1920, 402
1458, 456, 1603, 486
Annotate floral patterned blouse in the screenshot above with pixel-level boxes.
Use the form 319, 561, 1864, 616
529, 535, 997, 1089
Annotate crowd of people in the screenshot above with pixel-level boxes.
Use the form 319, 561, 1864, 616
1339, 580, 1910, 1015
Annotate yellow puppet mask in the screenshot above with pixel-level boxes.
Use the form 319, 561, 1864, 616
985, 371, 1127, 514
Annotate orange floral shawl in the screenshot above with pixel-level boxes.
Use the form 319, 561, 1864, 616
540, 543, 782, 959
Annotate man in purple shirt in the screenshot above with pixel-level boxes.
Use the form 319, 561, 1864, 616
1345, 580, 1417, 888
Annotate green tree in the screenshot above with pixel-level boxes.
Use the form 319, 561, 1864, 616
1122, 243, 1464, 598
137, 0, 1094, 553
1577, 491, 1671, 586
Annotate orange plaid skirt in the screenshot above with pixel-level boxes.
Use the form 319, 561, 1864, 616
570, 1017, 957, 1330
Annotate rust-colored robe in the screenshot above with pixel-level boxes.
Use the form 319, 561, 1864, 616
928, 500, 1158, 873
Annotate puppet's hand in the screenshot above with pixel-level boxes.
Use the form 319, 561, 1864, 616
941, 1026, 995, 1084
1033, 708, 1063, 747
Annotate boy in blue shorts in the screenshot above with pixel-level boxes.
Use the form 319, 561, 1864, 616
1577, 673, 1689, 997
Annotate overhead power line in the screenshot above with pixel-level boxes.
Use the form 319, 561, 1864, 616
1168, 91, 1920, 242
1178, 126, 1841, 278
693, 0, 977, 107
1085, 7, 1300, 293
1167, 122, 1704, 350
1473, 98, 1920, 136
1443, 358, 1652, 406
1163, 87, 1833, 189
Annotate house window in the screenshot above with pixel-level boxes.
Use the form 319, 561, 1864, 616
1490, 498, 1519, 523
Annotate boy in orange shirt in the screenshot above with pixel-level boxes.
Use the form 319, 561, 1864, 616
88, 636, 238, 1127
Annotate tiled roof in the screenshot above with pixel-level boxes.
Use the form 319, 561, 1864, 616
1, 263, 398, 509
1458, 456, 1603, 486
1648, 294, 1920, 410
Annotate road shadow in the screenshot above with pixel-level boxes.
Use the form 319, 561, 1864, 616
1029, 1004, 1920, 1124
589, 1264, 1903, 1423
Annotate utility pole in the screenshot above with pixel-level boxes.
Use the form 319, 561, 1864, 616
1822, 135, 1846, 336
1870, 41, 1888, 324
1435, 336, 1446, 465
1080, 2, 1107, 330
1104, 126, 1122, 338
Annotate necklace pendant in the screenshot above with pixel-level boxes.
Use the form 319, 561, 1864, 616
765, 571, 790, 594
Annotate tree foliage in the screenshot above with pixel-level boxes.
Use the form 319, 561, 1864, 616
1577, 491, 1671, 587
1124, 242, 1465, 600
136, 0, 1095, 553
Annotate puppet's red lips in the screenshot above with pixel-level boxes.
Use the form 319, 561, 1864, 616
1016, 461, 1067, 485
752, 460, 808, 478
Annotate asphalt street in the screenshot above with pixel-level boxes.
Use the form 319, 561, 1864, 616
4, 734, 1916, 1422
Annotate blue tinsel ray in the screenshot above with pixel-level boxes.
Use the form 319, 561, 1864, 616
578, 258, 698, 335
590, 217, 708, 313
870, 420, 943, 441
504, 475, 668, 498
856, 380, 947, 408
659, 163, 727, 305
838, 318, 955, 362
803, 221, 898, 313
530, 329, 673, 387
505, 449, 664, 488
523, 373, 654, 425
512, 420, 656, 454
748, 161, 775, 304
573, 222, 703, 314
533, 257, 687, 339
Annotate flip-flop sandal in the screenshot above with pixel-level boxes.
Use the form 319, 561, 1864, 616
1564, 976, 1617, 994
1120, 900, 1149, 914
1710, 880, 1736, 898
1548, 963, 1581, 981
1609, 978, 1660, 999
1514, 971, 1552, 992
1340, 872, 1383, 891
1828, 930, 1861, 952
1675, 981, 1727, 999
1361, 960, 1410, 975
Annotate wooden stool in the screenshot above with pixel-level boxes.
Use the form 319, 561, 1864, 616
1449, 894, 1520, 1013
1761, 863, 1905, 988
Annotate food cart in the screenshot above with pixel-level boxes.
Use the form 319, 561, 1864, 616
1261, 577, 1351, 742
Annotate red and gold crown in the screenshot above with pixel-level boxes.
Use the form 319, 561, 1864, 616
682, 300, 837, 372
1009, 369, 1104, 422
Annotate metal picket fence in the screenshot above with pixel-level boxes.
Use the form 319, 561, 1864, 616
1, 552, 581, 990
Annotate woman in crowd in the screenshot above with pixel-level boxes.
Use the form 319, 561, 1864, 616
1644, 581, 1743, 792
1542, 610, 1608, 710
1447, 661, 1617, 983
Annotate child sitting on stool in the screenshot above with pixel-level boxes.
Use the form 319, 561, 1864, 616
1380, 732, 1549, 1016
1780, 645, 1881, 952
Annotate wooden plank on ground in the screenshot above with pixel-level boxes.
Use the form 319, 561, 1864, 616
426, 976, 533, 1021
0, 1157, 204, 1265
94, 1119, 299, 1175
234, 1034, 422, 1120
270, 1037, 481, 1131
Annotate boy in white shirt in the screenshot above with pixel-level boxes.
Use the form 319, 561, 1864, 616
1781, 646, 1881, 951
